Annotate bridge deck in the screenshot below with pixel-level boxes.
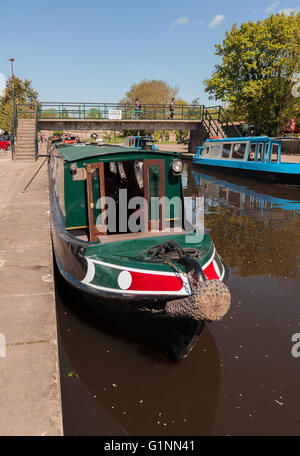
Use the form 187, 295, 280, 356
38, 118, 203, 131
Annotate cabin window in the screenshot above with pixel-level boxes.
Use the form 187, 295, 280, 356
271, 144, 279, 162
280, 140, 300, 163
222, 143, 232, 159
257, 143, 264, 161
248, 143, 257, 161
232, 143, 247, 160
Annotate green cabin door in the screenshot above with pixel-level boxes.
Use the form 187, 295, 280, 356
85, 162, 106, 241
143, 159, 165, 232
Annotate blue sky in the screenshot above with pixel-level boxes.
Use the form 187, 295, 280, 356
0, 0, 299, 105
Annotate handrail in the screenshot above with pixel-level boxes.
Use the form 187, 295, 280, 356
36, 102, 207, 121
11, 103, 17, 160
202, 106, 224, 138
34, 103, 38, 161
218, 106, 242, 137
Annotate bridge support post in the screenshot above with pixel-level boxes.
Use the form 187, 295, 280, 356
188, 123, 207, 154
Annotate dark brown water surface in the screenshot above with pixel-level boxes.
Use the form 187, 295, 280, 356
55, 163, 300, 436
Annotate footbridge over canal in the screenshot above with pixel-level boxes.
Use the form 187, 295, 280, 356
12, 102, 242, 160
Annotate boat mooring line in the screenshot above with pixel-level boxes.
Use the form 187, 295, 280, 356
22, 157, 48, 193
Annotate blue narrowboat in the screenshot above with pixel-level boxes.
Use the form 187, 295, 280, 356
193, 137, 300, 184
124, 135, 159, 151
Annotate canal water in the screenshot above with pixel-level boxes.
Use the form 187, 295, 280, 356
55, 163, 300, 436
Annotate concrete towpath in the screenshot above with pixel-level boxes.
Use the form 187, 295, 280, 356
0, 149, 63, 436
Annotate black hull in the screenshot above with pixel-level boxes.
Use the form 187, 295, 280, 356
192, 162, 300, 185
54, 256, 205, 361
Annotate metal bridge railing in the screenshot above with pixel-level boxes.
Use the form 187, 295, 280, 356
206, 105, 242, 137
37, 102, 205, 121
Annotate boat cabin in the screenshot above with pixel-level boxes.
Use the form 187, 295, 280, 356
196, 137, 300, 164
49, 143, 184, 243
124, 136, 159, 151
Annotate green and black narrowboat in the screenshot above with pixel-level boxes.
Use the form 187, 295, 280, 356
49, 142, 230, 360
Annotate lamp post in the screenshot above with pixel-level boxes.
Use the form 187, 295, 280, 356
9, 58, 15, 159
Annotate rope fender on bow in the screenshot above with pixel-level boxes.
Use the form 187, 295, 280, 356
136, 240, 231, 322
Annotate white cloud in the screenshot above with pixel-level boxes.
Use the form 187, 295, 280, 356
265, 1, 280, 13
170, 16, 189, 29
278, 7, 298, 15
208, 14, 225, 28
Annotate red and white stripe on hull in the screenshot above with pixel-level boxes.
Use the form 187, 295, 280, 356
202, 248, 224, 280
117, 269, 185, 292
82, 248, 223, 296
82, 258, 192, 296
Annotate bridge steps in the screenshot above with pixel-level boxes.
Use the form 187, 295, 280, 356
203, 119, 227, 139
15, 119, 36, 161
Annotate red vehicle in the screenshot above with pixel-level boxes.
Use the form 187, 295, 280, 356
49, 134, 80, 145
62, 135, 80, 144
0, 137, 10, 150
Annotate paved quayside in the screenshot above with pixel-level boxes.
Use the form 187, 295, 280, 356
0, 151, 63, 436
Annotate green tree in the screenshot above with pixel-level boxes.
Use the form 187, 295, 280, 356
122, 79, 179, 105
40, 109, 58, 118
204, 13, 300, 136
60, 108, 69, 119
53, 130, 64, 136
0, 77, 38, 131
86, 108, 102, 118
176, 129, 189, 141
188, 97, 202, 119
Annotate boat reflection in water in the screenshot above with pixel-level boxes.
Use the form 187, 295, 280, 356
55, 269, 221, 436
183, 165, 300, 218
183, 164, 300, 281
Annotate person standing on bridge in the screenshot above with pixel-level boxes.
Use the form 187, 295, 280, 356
134, 98, 142, 119
168, 97, 175, 119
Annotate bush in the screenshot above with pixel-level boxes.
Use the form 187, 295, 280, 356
53, 130, 64, 136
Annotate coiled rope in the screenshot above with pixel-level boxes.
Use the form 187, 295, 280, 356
136, 240, 201, 262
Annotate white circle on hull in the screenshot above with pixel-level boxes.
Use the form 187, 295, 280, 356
118, 270, 132, 290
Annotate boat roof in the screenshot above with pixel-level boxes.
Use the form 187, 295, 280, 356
55, 143, 178, 162
205, 136, 300, 143
126, 135, 155, 140
205, 136, 272, 143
